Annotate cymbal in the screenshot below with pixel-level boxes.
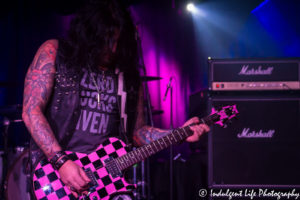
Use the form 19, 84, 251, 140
141, 76, 162, 82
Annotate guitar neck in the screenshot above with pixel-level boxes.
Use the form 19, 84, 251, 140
115, 113, 219, 171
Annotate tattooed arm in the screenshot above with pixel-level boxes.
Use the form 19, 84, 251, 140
22, 40, 89, 197
133, 84, 210, 146
22, 39, 61, 158
132, 85, 170, 146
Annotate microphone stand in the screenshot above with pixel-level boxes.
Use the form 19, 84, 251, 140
135, 26, 153, 200
170, 86, 174, 200
164, 80, 174, 200
163, 76, 174, 200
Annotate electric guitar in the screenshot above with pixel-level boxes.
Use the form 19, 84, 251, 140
33, 105, 238, 200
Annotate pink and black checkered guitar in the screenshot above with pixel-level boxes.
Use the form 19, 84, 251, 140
32, 105, 238, 200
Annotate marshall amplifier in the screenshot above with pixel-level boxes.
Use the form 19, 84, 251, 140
208, 58, 300, 91
189, 91, 300, 188
207, 94, 300, 188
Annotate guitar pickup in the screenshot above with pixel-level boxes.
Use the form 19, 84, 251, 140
104, 157, 122, 178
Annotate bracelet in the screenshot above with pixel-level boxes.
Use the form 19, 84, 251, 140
54, 155, 70, 170
50, 151, 66, 166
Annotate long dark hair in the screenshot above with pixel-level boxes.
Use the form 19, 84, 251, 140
57, 0, 139, 78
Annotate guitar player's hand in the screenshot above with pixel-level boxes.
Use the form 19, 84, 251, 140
183, 117, 210, 142
58, 160, 91, 198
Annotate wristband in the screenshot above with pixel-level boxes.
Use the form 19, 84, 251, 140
54, 155, 70, 170
50, 151, 66, 166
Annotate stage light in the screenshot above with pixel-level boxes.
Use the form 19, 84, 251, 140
187, 3, 196, 13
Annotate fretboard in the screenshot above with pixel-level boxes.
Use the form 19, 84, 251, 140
115, 113, 220, 171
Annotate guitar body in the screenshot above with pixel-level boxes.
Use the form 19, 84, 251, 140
33, 137, 135, 200
32, 105, 239, 200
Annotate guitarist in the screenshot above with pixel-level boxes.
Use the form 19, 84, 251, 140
22, 0, 210, 199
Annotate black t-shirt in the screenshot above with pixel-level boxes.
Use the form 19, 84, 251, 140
67, 68, 120, 153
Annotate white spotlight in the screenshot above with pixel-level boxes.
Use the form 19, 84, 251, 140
187, 3, 196, 13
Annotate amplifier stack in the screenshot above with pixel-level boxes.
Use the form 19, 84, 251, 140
189, 58, 300, 196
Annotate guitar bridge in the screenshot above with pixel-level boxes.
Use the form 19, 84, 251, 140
104, 157, 122, 178
84, 168, 99, 190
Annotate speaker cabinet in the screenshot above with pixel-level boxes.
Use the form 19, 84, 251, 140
207, 93, 300, 187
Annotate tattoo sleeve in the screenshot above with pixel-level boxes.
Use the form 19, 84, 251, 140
134, 126, 170, 146
22, 40, 62, 158
133, 85, 170, 146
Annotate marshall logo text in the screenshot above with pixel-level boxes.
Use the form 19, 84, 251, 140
238, 65, 274, 75
237, 128, 275, 138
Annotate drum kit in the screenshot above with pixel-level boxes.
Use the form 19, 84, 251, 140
0, 104, 31, 200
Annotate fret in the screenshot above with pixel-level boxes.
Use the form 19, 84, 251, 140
144, 144, 151, 158
140, 146, 146, 157
157, 139, 165, 149
162, 137, 168, 146
118, 158, 125, 170
117, 157, 125, 169
165, 135, 172, 145
160, 137, 168, 148
169, 132, 177, 143
119, 156, 128, 169
176, 130, 183, 141
147, 144, 153, 155
144, 145, 149, 156
172, 134, 177, 143
175, 129, 183, 140
145, 145, 152, 156
151, 141, 157, 152
140, 147, 148, 159
182, 126, 191, 137
153, 140, 160, 152
146, 144, 154, 155
135, 148, 142, 161
129, 151, 136, 159
128, 157, 134, 167
128, 152, 137, 164
172, 130, 181, 142
179, 129, 186, 138
139, 147, 146, 160
157, 140, 163, 150
123, 155, 131, 167
118, 156, 124, 164
123, 161, 130, 169
127, 154, 134, 166
134, 148, 142, 161
115, 158, 122, 171
123, 154, 129, 162
138, 147, 145, 159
